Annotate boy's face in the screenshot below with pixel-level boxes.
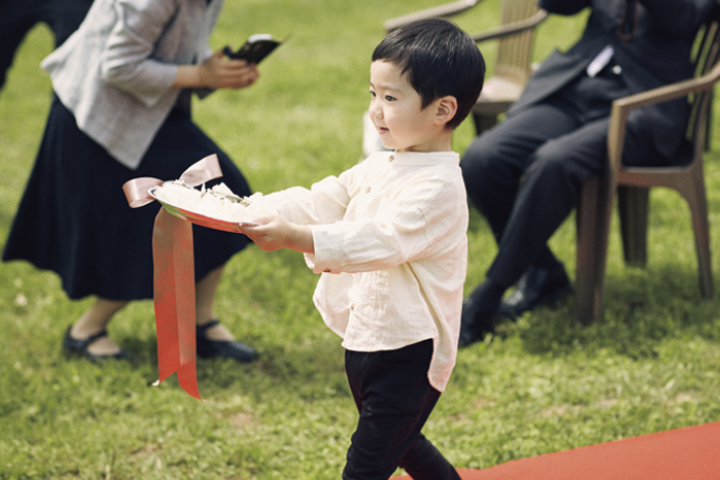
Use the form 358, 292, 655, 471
368, 61, 448, 152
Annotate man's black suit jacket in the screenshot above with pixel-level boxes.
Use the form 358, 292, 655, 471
509, 0, 717, 161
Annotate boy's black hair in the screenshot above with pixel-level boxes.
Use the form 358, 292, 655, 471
372, 18, 486, 129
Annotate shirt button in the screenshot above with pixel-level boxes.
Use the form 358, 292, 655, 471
612, 65, 622, 75
365, 186, 371, 193
388, 155, 394, 162
350, 303, 355, 310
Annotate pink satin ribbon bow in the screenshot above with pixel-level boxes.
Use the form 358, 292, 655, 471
122, 154, 223, 400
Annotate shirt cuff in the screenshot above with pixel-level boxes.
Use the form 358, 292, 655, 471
308, 223, 346, 274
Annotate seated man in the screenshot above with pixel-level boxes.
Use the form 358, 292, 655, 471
459, 0, 716, 347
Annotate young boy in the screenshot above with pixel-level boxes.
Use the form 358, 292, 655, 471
239, 18, 485, 480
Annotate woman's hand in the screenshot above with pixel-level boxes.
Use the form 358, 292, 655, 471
174, 49, 260, 89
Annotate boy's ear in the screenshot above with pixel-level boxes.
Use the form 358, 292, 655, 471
434, 96, 458, 127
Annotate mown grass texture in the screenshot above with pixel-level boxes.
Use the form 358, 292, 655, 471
1, 1, 720, 479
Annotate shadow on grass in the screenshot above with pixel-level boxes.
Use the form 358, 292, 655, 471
512, 263, 720, 359
116, 324, 349, 402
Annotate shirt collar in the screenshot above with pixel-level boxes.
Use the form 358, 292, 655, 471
375, 150, 460, 166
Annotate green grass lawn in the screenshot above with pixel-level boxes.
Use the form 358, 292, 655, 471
2, 1, 720, 479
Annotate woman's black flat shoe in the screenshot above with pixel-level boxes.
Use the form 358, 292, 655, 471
196, 320, 258, 363
62, 326, 129, 362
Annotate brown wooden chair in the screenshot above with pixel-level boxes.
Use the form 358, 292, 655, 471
383, 0, 481, 33
383, 0, 547, 136
575, 4, 720, 324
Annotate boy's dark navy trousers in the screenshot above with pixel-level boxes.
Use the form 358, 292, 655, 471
342, 339, 461, 480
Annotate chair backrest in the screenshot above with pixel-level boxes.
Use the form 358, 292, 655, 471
493, 0, 542, 85
686, 3, 720, 147
383, 0, 479, 33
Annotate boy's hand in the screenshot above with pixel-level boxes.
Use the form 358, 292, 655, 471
238, 214, 314, 253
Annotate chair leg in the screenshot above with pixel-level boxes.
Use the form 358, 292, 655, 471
575, 178, 599, 325
682, 172, 714, 299
618, 186, 649, 268
692, 209, 714, 300
575, 177, 606, 324
575, 174, 615, 324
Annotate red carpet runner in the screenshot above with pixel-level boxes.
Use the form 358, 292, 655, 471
397, 421, 720, 479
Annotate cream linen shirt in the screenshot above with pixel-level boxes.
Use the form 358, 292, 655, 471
248, 151, 468, 392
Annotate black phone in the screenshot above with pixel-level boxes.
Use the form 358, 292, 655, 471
222, 34, 281, 64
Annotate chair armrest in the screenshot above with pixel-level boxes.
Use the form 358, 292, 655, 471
607, 61, 720, 171
384, 0, 481, 33
470, 9, 548, 43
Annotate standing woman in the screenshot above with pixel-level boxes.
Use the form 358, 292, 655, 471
3, 0, 260, 362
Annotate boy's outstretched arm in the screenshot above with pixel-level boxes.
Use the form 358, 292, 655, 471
238, 214, 315, 254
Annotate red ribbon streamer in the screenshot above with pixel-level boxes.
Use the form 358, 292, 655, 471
122, 154, 223, 399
